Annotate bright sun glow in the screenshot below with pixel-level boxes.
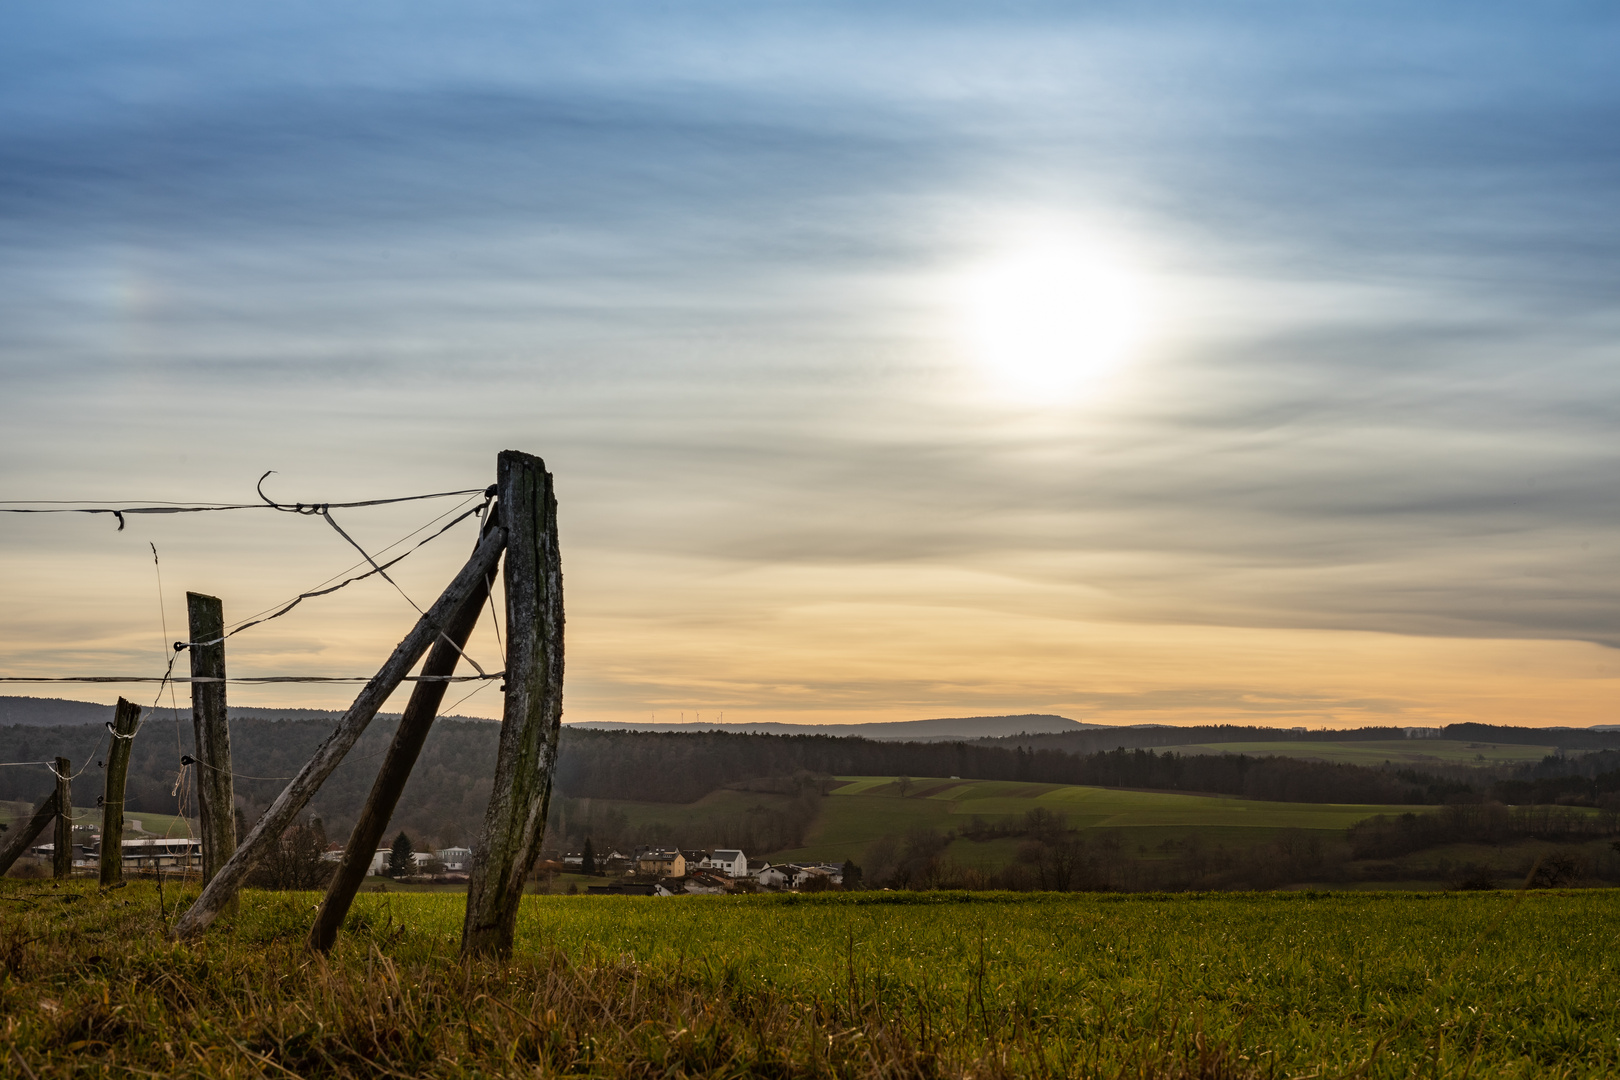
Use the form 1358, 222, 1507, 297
962, 242, 1149, 402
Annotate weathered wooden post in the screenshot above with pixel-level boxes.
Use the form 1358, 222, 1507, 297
53, 756, 71, 879
100, 698, 141, 887
187, 593, 236, 885
309, 560, 492, 952
0, 789, 61, 876
172, 523, 507, 940
463, 450, 564, 958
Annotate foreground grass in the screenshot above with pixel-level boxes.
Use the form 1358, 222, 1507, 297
1, 882, 1616, 1078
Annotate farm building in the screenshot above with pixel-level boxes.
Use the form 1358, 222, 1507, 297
30, 837, 204, 872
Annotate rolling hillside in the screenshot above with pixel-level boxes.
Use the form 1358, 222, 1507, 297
767, 776, 1418, 867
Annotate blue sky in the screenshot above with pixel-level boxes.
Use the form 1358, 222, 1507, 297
2, 3, 1618, 726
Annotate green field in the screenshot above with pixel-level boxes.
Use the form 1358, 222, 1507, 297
0, 799, 195, 839
2, 881, 1616, 1077
771, 776, 1419, 866
1154, 739, 1556, 766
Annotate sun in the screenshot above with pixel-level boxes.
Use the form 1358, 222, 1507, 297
961, 241, 1149, 402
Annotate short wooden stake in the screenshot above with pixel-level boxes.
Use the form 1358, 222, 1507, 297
187, 593, 236, 885
309, 561, 492, 952
100, 697, 141, 887
463, 450, 564, 958
172, 523, 507, 940
0, 790, 60, 877
53, 757, 71, 879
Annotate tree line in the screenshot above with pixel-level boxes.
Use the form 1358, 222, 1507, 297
4, 720, 1619, 857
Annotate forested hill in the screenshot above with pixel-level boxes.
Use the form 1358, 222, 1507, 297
4, 720, 1618, 853
985, 722, 1620, 755
572, 714, 1093, 740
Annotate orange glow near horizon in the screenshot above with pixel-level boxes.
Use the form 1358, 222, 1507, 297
4, 535, 1613, 732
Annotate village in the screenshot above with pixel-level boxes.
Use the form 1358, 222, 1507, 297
550, 846, 852, 896
20, 827, 852, 896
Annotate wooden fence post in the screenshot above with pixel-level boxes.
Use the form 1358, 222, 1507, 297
172, 523, 507, 940
53, 757, 71, 879
100, 698, 141, 887
308, 561, 492, 952
463, 450, 564, 958
187, 593, 236, 885
0, 790, 60, 877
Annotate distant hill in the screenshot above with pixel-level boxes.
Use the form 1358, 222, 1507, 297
567, 714, 1100, 741
0, 696, 113, 726
0, 696, 497, 726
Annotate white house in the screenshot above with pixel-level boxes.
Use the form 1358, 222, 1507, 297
751, 862, 843, 890
437, 846, 473, 871
367, 849, 393, 875
794, 864, 843, 887
703, 849, 747, 877
806, 862, 843, 885
754, 864, 793, 889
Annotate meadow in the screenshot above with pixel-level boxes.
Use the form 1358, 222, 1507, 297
770, 777, 1419, 867
0, 799, 194, 840
1, 881, 1615, 1078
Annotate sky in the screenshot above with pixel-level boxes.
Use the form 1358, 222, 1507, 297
1, 2, 1618, 729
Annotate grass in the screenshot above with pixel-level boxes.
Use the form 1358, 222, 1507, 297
772, 777, 1420, 866
1, 880, 1616, 1077
0, 800, 195, 839
1151, 740, 1556, 766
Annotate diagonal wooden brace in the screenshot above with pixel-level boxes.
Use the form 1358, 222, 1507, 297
172, 523, 507, 940
308, 532, 495, 952
0, 789, 61, 877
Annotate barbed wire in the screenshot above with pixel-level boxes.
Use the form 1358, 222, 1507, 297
0, 479, 491, 531
0, 472, 510, 818
216, 491, 486, 634
0, 673, 503, 684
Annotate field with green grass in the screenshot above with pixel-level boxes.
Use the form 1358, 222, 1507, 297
0, 799, 195, 838
770, 776, 1420, 866
1152, 739, 1555, 766
1, 880, 1615, 1078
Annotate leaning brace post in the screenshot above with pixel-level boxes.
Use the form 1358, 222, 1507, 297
100, 698, 141, 887
309, 550, 494, 952
172, 523, 507, 940
0, 790, 60, 876
188, 593, 236, 885
464, 450, 564, 958
53, 757, 72, 879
